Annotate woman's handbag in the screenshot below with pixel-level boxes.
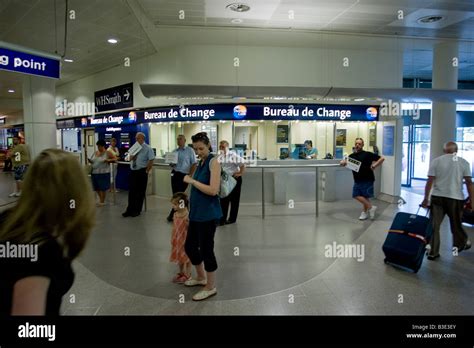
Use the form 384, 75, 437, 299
219, 168, 237, 199
85, 163, 93, 175
85, 154, 96, 175
209, 157, 237, 198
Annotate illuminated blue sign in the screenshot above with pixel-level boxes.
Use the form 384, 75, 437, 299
0, 45, 60, 79
57, 104, 379, 129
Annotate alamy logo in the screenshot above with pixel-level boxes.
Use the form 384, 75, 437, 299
18, 322, 55, 341
324, 242, 365, 262
379, 100, 420, 120
0, 242, 38, 262
0, 55, 9, 65
56, 99, 95, 117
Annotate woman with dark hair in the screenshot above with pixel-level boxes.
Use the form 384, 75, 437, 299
89, 139, 116, 206
183, 132, 222, 301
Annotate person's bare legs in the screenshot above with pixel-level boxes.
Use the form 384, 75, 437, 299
204, 271, 216, 291
195, 262, 206, 281
184, 262, 192, 277
355, 196, 372, 211
96, 191, 106, 204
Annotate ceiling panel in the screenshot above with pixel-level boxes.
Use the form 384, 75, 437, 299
0, 0, 473, 112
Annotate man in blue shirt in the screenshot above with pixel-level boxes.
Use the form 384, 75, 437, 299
122, 132, 155, 217
167, 135, 197, 222
303, 140, 318, 159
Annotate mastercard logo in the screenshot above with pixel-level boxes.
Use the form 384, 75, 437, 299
366, 107, 378, 119
128, 112, 137, 122
233, 105, 247, 119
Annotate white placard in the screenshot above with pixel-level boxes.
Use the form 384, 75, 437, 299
128, 142, 142, 157
165, 151, 178, 164
346, 157, 361, 172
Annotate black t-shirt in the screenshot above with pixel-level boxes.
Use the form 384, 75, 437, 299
348, 150, 381, 183
0, 235, 74, 316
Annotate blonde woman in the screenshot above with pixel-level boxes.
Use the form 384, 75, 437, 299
0, 149, 95, 315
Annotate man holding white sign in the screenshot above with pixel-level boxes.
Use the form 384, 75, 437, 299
340, 138, 384, 220
122, 132, 155, 218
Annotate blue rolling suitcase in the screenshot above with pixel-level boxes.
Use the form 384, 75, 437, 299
382, 207, 432, 273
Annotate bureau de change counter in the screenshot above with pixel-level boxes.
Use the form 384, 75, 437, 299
149, 159, 381, 208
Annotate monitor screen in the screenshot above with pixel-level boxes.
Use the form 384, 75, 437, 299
234, 144, 247, 151
291, 144, 305, 159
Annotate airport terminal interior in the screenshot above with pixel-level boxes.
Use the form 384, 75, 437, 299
0, 0, 474, 316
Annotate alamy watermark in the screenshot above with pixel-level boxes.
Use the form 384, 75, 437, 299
56, 99, 96, 117
379, 100, 420, 120
0, 242, 38, 262
216, 150, 258, 167
324, 242, 365, 262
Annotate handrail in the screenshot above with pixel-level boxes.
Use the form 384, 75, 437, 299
118, 161, 341, 169
117, 160, 344, 217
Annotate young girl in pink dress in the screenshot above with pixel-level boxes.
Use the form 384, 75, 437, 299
170, 192, 191, 283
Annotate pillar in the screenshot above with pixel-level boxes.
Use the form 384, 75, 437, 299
22, 75, 57, 159
431, 42, 458, 160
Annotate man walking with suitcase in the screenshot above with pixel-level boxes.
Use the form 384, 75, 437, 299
421, 141, 473, 260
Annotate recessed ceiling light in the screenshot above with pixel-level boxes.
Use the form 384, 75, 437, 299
226, 3, 250, 12
417, 15, 444, 24
231, 18, 243, 24
7, 89, 14, 93
64, 58, 74, 63
107, 38, 119, 44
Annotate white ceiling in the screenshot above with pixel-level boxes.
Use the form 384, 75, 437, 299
1, 0, 474, 116
138, 0, 474, 37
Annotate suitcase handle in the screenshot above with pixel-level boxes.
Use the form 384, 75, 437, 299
417, 204, 430, 217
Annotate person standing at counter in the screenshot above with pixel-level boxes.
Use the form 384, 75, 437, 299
303, 140, 318, 159
340, 138, 384, 220
7, 136, 30, 198
122, 133, 155, 218
218, 140, 246, 225
107, 138, 120, 193
182, 132, 222, 301
89, 140, 116, 206
166, 135, 197, 222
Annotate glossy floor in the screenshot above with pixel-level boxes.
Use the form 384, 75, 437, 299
1, 172, 473, 315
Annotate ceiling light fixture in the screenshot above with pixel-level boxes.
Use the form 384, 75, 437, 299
7, 89, 15, 93
417, 15, 444, 24
226, 3, 251, 12
64, 58, 74, 63
107, 38, 119, 44
354, 98, 365, 102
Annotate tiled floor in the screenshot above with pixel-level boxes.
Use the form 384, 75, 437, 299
1, 173, 473, 315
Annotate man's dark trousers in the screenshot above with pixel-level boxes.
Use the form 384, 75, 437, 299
126, 168, 148, 215
220, 176, 242, 223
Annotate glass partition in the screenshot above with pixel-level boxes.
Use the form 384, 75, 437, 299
413, 125, 430, 179
149, 120, 378, 161
457, 127, 474, 175
334, 121, 375, 158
